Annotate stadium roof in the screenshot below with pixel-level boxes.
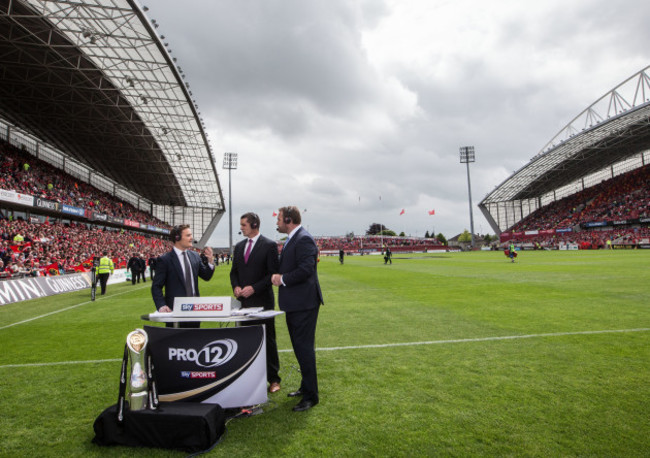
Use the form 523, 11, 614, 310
0, 0, 224, 210
479, 66, 650, 232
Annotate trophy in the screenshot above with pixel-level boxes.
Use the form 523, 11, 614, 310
126, 329, 149, 410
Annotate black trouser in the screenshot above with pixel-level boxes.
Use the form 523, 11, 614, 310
131, 270, 144, 284
98, 273, 109, 295
285, 306, 320, 403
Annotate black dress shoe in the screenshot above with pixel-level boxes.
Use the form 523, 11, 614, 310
287, 389, 303, 397
292, 399, 318, 412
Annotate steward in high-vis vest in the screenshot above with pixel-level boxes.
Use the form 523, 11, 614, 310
97, 251, 114, 295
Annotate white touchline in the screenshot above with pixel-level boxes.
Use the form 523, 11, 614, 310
1, 327, 648, 369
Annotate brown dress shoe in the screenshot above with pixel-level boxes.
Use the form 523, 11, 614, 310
268, 382, 281, 393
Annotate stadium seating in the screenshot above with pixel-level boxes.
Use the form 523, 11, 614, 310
0, 140, 168, 227
511, 165, 650, 232
504, 164, 650, 249
315, 235, 445, 253
0, 217, 168, 278
0, 140, 176, 277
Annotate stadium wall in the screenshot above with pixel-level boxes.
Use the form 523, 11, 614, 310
0, 268, 134, 306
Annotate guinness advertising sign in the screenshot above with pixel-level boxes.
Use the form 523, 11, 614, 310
34, 198, 62, 212
145, 325, 267, 408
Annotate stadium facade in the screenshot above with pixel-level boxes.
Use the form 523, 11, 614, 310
0, 0, 225, 246
479, 66, 650, 235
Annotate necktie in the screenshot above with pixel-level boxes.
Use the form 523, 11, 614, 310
244, 239, 253, 263
182, 251, 193, 296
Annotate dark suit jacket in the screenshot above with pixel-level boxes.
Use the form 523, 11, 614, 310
230, 235, 279, 309
151, 249, 214, 310
278, 227, 324, 312
127, 256, 144, 272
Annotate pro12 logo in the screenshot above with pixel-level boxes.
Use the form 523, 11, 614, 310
168, 339, 237, 368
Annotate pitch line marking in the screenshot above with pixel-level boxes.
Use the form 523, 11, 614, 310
302, 327, 650, 352
1, 327, 648, 369
0, 284, 150, 331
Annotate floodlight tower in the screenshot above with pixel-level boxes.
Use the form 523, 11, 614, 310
223, 152, 238, 256
459, 146, 476, 248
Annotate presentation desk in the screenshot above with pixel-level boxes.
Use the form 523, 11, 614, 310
137, 311, 283, 408
141, 310, 283, 327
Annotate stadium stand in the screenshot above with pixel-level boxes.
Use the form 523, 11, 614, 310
315, 235, 446, 254
509, 164, 650, 232
0, 139, 179, 279
480, 66, 650, 251
0, 217, 169, 279
1, 139, 168, 227
500, 164, 650, 249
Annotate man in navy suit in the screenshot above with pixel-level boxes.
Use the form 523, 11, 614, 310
151, 224, 215, 328
272, 206, 323, 411
230, 212, 281, 393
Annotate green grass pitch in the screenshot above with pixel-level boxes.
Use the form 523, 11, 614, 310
1, 250, 649, 457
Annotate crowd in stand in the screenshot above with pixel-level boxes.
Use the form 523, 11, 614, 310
509, 226, 650, 250
316, 235, 444, 252
505, 164, 650, 249
0, 139, 180, 279
0, 217, 170, 279
511, 164, 650, 232
0, 140, 168, 227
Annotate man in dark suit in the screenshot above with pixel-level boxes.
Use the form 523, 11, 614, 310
127, 252, 145, 284
147, 254, 157, 281
271, 206, 323, 412
230, 212, 282, 393
151, 224, 215, 328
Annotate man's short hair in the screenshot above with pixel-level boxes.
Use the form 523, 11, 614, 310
279, 206, 301, 225
171, 224, 190, 242
240, 212, 260, 229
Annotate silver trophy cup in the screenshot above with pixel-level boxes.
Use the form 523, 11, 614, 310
126, 329, 149, 410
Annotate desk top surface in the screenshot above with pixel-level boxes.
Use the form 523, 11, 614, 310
141, 310, 283, 323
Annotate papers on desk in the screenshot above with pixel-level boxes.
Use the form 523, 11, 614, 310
231, 308, 284, 318
149, 310, 172, 318
249, 310, 284, 318
230, 307, 264, 316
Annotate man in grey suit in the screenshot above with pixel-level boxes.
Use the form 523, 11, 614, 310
272, 206, 323, 412
151, 224, 215, 328
230, 212, 282, 393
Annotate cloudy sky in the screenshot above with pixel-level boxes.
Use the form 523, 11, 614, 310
145, 0, 650, 246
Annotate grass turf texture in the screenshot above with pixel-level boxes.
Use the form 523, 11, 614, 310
0, 250, 648, 457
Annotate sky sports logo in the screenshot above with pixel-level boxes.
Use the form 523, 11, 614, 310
180, 371, 217, 379
180, 303, 224, 312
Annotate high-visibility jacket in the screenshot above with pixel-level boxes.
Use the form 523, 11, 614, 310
97, 256, 114, 275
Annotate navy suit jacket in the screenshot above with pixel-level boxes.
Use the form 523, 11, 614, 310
151, 249, 214, 310
230, 235, 279, 310
278, 227, 324, 312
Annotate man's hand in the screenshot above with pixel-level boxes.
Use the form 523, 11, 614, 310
240, 285, 255, 298
159, 305, 172, 313
233, 286, 242, 297
271, 274, 282, 286
203, 246, 214, 262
